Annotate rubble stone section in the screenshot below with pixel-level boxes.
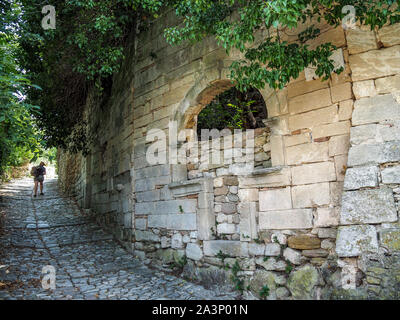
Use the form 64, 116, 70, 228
57, 13, 400, 300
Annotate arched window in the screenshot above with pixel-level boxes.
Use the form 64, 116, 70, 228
186, 87, 271, 179
196, 87, 268, 136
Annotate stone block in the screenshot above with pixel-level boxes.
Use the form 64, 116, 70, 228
223, 176, 238, 186
330, 182, 344, 206
221, 203, 236, 214
375, 75, 400, 94
291, 183, 330, 208
136, 190, 161, 202
379, 121, 400, 142
286, 142, 329, 165
312, 121, 351, 139
238, 188, 258, 202
214, 186, 229, 196
265, 243, 281, 256
321, 239, 335, 249
135, 218, 147, 230
287, 265, 321, 299
239, 202, 258, 241
329, 134, 350, 156
213, 177, 223, 188
349, 45, 400, 81
288, 88, 332, 114
377, 23, 400, 47
203, 240, 248, 257
197, 207, 215, 240
291, 162, 336, 185
317, 228, 337, 239
255, 257, 286, 271
352, 80, 377, 99
315, 207, 340, 227
343, 166, 379, 190
239, 167, 291, 188
259, 187, 292, 211
135, 230, 160, 242
334, 154, 347, 181
248, 243, 265, 256
346, 27, 377, 54
379, 229, 400, 251
270, 135, 285, 166
287, 235, 320, 250
352, 94, 400, 126
336, 225, 378, 257
171, 233, 183, 249
308, 27, 346, 49
347, 141, 400, 166
340, 188, 397, 224
153, 199, 197, 214
349, 124, 377, 145
283, 247, 302, 265
288, 105, 337, 131
147, 214, 197, 230
284, 132, 311, 147
331, 83, 353, 103
302, 249, 329, 258
160, 236, 171, 248
338, 100, 353, 121
217, 223, 236, 234
135, 202, 155, 215
287, 78, 329, 98
259, 209, 313, 230
186, 243, 203, 261
381, 166, 400, 184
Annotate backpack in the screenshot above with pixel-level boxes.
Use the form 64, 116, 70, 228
30, 166, 37, 177
36, 166, 44, 176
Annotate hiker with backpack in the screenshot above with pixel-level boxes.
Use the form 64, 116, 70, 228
31, 161, 46, 197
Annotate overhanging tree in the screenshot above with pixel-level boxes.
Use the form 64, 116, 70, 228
16, 0, 400, 152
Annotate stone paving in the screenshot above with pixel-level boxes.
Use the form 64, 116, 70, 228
0, 178, 236, 300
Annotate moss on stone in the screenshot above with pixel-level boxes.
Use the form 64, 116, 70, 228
287, 265, 320, 299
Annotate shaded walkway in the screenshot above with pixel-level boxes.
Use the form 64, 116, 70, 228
0, 178, 235, 300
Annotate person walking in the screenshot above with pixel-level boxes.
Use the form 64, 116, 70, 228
31, 161, 46, 197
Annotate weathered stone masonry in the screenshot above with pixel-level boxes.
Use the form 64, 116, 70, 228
58, 11, 400, 299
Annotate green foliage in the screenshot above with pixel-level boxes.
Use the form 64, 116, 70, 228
170, 254, 187, 271
216, 250, 229, 263
285, 260, 293, 274
197, 87, 266, 135
259, 285, 270, 299
17, 0, 143, 152
0, 1, 47, 179
230, 260, 244, 293
165, 0, 399, 91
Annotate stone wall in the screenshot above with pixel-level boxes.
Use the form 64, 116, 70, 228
58, 10, 400, 299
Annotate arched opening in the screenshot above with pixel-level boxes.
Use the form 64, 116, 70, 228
196, 87, 268, 136
181, 85, 271, 180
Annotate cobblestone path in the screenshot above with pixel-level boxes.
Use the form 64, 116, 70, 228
0, 178, 235, 300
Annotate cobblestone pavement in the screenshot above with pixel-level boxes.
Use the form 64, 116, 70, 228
0, 178, 236, 300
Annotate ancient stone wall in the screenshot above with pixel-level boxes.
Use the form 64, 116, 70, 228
58, 10, 400, 299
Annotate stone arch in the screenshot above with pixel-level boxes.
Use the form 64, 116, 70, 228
174, 77, 234, 132
171, 72, 286, 183
174, 75, 281, 133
